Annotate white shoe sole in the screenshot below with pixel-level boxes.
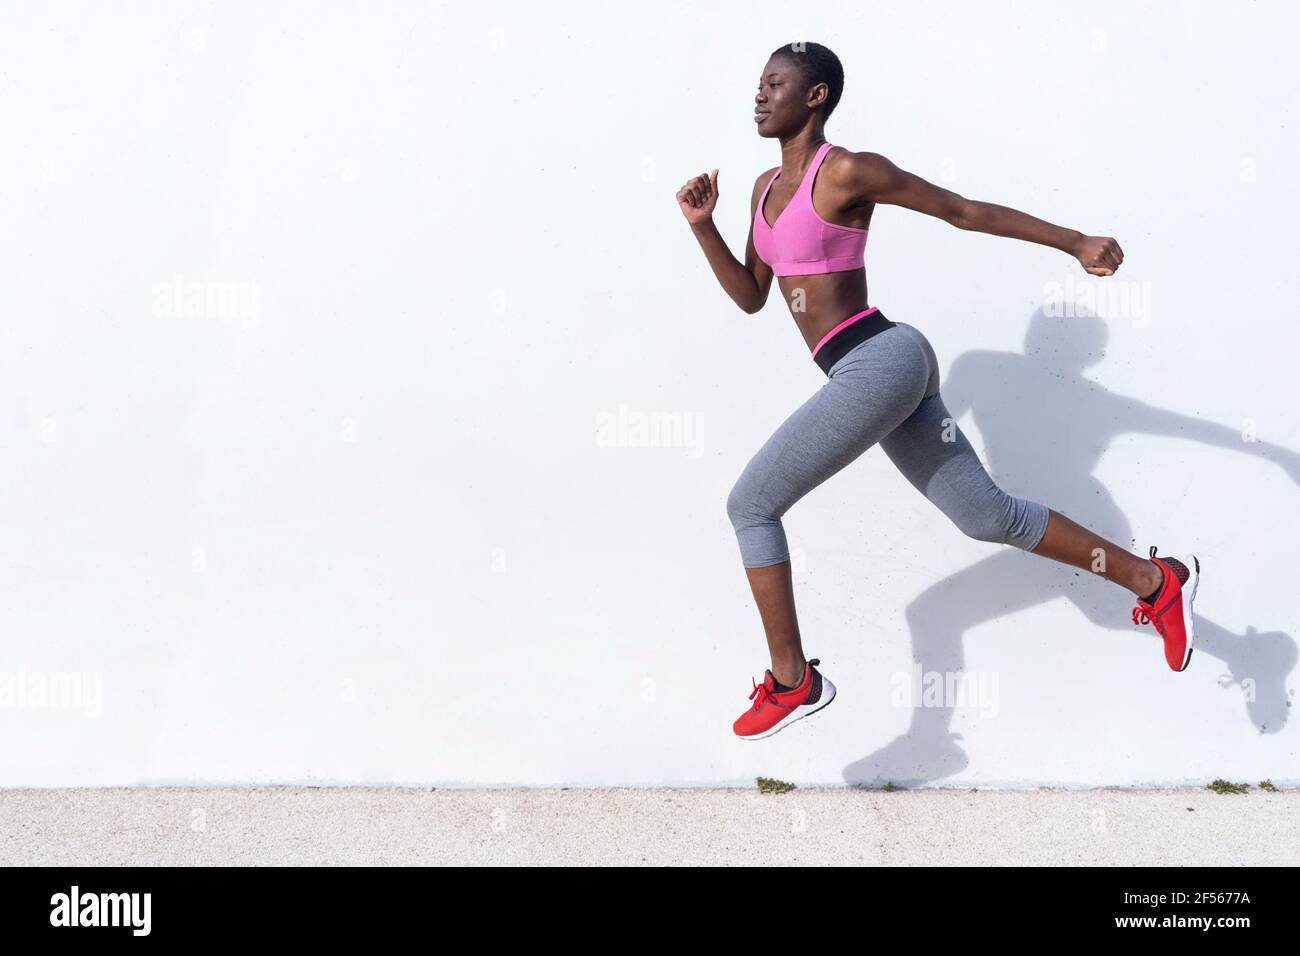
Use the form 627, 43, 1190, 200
1172, 553, 1200, 672
738, 675, 837, 741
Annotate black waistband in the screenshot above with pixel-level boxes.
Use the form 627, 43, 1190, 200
813, 308, 896, 375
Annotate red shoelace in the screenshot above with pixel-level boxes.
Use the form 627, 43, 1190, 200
1132, 554, 1167, 627
749, 677, 774, 709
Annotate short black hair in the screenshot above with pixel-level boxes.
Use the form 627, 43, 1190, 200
770, 42, 844, 119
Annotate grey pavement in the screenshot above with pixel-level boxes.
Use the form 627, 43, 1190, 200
1, 787, 1294, 866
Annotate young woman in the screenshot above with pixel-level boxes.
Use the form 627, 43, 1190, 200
676, 42, 1200, 741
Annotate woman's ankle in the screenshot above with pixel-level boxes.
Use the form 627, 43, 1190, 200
1134, 560, 1164, 600
771, 658, 808, 689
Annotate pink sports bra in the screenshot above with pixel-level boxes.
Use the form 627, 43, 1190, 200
753, 141, 868, 277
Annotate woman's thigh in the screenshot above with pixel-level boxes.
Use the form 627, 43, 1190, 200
732, 329, 932, 518
879, 390, 994, 500
879, 388, 1021, 542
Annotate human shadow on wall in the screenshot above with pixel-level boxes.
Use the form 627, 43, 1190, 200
842, 307, 1300, 789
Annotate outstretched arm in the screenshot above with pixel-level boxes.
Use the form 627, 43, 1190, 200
1116, 397, 1300, 488
847, 152, 1124, 277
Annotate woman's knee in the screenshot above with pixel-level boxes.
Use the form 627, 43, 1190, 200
727, 474, 791, 566
726, 472, 762, 530
954, 506, 1008, 544
953, 490, 1048, 550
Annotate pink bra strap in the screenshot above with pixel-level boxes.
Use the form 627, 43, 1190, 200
793, 142, 835, 199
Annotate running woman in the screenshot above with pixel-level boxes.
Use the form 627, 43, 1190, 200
676, 42, 1200, 741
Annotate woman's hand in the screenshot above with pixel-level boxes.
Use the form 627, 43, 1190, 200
1073, 235, 1124, 276
676, 170, 719, 225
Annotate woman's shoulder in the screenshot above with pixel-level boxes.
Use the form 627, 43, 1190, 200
824, 145, 891, 175
822, 146, 900, 192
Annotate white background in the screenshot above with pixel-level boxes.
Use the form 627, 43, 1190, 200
1, 0, 1297, 787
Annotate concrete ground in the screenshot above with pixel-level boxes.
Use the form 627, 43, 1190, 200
1, 787, 1295, 866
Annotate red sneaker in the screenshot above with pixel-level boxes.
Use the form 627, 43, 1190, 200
733, 658, 836, 740
1131, 546, 1200, 672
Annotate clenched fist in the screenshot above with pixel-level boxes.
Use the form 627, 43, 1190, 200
676, 170, 719, 225
1074, 235, 1124, 276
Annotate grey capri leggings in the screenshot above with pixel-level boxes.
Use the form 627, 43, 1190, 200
727, 318, 1050, 568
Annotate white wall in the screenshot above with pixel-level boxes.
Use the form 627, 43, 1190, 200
1, 0, 1297, 787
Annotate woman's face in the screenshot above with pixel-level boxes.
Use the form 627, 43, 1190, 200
753, 56, 820, 138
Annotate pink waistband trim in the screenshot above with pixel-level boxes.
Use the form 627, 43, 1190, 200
810, 307, 878, 357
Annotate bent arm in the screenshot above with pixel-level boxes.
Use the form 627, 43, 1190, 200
852, 152, 1123, 275
688, 217, 772, 314
678, 170, 773, 314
